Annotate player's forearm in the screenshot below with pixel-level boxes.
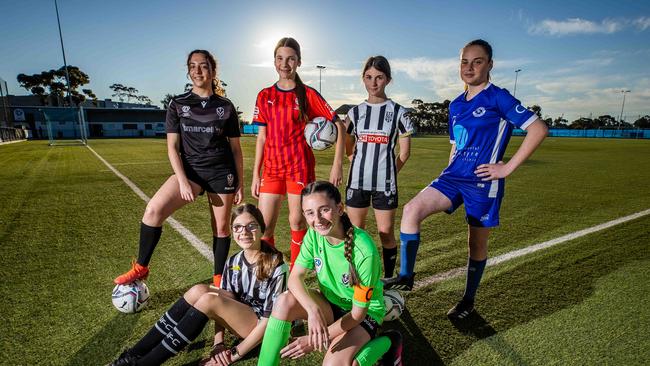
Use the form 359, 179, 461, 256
332, 119, 346, 169
253, 132, 266, 177
166, 136, 189, 182
235, 318, 268, 357
504, 119, 547, 174
326, 307, 368, 341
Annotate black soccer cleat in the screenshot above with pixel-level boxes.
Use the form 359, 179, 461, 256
109, 349, 140, 366
447, 298, 475, 320
381, 274, 414, 291
380, 330, 404, 366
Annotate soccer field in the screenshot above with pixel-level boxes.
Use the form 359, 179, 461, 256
1, 136, 649, 365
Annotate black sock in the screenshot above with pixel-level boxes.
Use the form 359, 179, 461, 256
131, 297, 190, 356
213, 236, 231, 276
137, 222, 162, 266
136, 306, 209, 365
383, 247, 398, 278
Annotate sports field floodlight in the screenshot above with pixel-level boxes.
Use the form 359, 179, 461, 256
618, 89, 631, 129
513, 69, 522, 97
54, 0, 73, 107
317, 65, 326, 94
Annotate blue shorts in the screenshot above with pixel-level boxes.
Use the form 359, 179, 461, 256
429, 174, 504, 227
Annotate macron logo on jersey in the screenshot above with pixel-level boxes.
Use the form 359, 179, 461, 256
472, 107, 486, 117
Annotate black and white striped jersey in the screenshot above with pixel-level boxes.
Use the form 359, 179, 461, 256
346, 100, 414, 192
221, 251, 288, 318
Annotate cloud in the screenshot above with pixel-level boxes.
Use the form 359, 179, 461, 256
529, 16, 650, 36
529, 18, 624, 36
390, 57, 462, 99
634, 16, 650, 30
301, 68, 359, 77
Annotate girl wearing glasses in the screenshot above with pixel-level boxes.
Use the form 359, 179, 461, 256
110, 204, 288, 366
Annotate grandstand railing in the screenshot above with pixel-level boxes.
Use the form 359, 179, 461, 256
0, 127, 26, 143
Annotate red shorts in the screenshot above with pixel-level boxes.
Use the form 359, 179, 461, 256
259, 174, 309, 196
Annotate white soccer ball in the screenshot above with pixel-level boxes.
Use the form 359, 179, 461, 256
304, 117, 337, 151
112, 279, 150, 314
383, 289, 405, 322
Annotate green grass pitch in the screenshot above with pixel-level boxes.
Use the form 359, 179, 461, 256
1, 136, 649, 365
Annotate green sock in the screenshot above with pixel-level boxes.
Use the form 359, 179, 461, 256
354, 335, 391, 366
257, 316, 292, 366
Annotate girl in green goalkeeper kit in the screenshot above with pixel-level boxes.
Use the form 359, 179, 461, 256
257, 181, 402, 366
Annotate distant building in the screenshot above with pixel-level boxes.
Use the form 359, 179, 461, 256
0, 93, 165, 138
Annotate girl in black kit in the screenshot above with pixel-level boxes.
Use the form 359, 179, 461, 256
114, 49, 244, 288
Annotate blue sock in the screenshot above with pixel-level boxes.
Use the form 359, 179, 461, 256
463, 257, 487, 302
398, 232, 420, 277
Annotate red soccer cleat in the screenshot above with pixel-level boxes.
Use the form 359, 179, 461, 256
114, 261, 149, 285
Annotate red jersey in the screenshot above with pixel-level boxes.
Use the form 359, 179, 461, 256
253, 83, 336, 183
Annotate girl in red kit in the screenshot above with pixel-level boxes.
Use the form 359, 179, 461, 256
251, 37, 346, 270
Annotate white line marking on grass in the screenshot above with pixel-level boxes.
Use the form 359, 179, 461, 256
413, 208, 650, 291
0, 139, 26, 146
86, 145, 214, 262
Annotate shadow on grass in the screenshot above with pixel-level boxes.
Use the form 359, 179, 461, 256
67, 285, 193, 366
383, 308, 444, 365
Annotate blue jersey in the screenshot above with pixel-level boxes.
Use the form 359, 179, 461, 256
443, 83, 536, 183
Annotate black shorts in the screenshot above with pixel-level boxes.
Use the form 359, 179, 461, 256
345, 187, 398, 210
183, 163, 238, 195
330, 302, 380, 339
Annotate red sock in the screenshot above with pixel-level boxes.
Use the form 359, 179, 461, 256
263, 236, 275, 247
290, 229, 307, 271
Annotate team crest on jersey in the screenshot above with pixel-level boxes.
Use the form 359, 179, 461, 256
472, 107, 486, 117
227, 174, 234, 187
201, 101, 207, 108
385, 111, 394, 123
341, 273, 350, 286
314, 257, 323, 273
216, 107, 225, 119
258, 280, 269, 296
181, 105, 191, 117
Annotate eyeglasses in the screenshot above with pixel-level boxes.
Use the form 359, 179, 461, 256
232, 223, 260, 233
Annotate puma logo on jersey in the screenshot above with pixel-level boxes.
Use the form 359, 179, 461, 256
267, 100, 274, 105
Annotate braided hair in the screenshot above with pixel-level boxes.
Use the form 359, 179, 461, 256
301, 181, 360, 286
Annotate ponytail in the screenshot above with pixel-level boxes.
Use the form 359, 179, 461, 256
257, 239, 283, 281
293, 73, 308, 122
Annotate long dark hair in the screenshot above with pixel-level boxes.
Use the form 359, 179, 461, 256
301, 181, 360, 287
186, 49, 225, 96
462, 39, 493, 82
231, 203, 282, 281
362, 55, 392, 81
274, 37, 308, 121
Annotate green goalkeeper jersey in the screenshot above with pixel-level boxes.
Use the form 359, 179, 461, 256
295, 226, 385, 324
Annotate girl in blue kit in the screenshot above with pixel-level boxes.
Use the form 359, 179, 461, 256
383, 39, 548, 320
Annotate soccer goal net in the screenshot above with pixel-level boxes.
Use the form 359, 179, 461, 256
42, 107, 88, 146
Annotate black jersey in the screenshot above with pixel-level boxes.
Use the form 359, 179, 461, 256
221, 251, 288, 318
166, 91, 241, 169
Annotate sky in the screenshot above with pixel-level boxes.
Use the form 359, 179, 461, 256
1, 0, 649, 123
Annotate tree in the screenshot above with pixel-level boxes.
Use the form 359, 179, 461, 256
552, 116, 569, 129
110, 83, 152, 105
409, 99, 450, 134
593, 115, 618, 129
17, 66, 95, 106
569, 117, 595, 129
634, 115, 650, 128
528, 104, 542, 118
161, 94, 173, 108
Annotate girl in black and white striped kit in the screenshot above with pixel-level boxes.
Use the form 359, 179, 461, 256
110, 203, 288, 366
343, 56, 414, 278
